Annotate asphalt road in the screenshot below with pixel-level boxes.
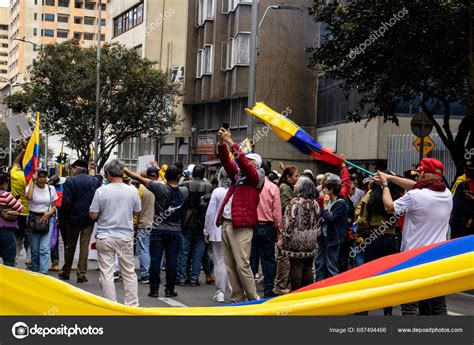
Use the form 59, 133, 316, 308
14, 256, 474, 314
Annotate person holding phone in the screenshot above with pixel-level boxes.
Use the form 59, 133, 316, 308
216, 127, 265, 302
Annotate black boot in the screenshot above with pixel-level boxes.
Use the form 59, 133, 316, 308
165, 290, 178, 298
148, 289, 159, 298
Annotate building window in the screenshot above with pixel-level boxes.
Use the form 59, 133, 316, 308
84, 2, 95, 10
58, 0, 70, 7
196, 44, 213, 78
43, 13, 55, 22
83, 32, 94, 40
113, 2, 144, 37
73, 32, 82, 40
100, 18, 106, 26
43, 29, 54, 37
0, 25, 7, 30
58, 14, 69, 23
225, 32, 250, 69
57, 29, 69, 38
33, 28, 37, 36
100, 33, 105, 41
221, 42, 227, 70
74, 1, 83, 8
197, 0, 214, 25
84, 16, 95, 25
44, 0, 55, 6
228, 0, 251, 12
34, 13, 37, 20
101, 3, 106, 11
0, 34, 7, 39
74, 16, 82, 24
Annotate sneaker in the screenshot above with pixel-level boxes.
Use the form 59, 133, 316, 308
58, 272, 70, 280
165, 290, 178, 298
272, 287, 290, 295
212, 291, 225, 303
190, 281, 200, 287
148, 290, 159, 298
138, 277, 150, 284
49, 263, 60, 271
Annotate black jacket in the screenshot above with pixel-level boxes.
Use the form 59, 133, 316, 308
62, 172, 99, 225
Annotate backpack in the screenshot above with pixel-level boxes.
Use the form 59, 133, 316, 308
182, 183, 211, 231
164, 185, 186, 223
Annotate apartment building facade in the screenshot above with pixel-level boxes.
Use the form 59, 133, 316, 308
107, 0, 191, 171
8, 0, 107, 86
184, 0, 320, 170
0, 7, 8, 89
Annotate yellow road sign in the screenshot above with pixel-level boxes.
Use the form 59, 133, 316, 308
413, 136, 436, 156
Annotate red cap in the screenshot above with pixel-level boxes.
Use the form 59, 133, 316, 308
416, 158, 444, 176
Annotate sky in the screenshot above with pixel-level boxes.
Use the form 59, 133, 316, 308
0, 0, 8, 8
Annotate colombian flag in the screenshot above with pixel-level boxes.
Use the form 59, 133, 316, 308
245, 102, 344, 166
22, 112, 41, 183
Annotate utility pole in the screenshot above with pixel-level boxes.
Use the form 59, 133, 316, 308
94, 0, 102, 175
247, 0, 259, 139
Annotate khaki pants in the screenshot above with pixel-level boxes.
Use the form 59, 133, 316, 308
221, 221, 259, 302
96, 236, 138, 307
62, 223, 94, 277
274, 249, 290, 290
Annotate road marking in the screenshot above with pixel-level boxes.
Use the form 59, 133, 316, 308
455, 292, 474, 298
158, 297, 188, 308
447, 311, 463, 316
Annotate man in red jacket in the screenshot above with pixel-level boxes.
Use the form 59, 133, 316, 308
216, 128, 264, 302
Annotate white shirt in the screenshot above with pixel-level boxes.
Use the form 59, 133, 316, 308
25, 184, 58, 213
222, 195, 233, 220
204, 187, 228, 242
89, 183, 142, 239
394, 188, 453, 251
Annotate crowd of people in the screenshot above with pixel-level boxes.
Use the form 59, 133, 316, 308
0, 127, 473, 315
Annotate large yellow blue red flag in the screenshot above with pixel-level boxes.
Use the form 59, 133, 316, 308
22, 112, 41, 183
245, 102, 344, 166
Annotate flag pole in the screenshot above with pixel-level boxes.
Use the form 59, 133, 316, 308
344, 160, 376, 177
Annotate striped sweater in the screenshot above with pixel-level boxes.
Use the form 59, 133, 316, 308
0, 190, 24, 229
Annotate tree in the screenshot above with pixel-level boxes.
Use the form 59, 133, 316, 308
4, 40, 180, 172
308, 0, 472, 176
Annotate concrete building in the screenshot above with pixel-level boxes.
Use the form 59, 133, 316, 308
184, 0, 319, 171
107, 0, 191, 171
8, 0, 107, 86
0, 6, 8, 89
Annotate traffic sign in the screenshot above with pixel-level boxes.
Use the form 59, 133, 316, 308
411, 112, 433, 138
413, 136, 436, 156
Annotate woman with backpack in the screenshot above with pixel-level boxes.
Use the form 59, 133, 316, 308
204, 168, 232, 303
0, 172, 24, 266
25, 169, 58, 274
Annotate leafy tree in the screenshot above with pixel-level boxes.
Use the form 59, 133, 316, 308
308, 0, 472, 176
4, 40, 180, 172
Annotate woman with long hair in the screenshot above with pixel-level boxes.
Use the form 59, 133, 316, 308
278, 177, 320, 291
356, 179, 403, 315
273, 165, 300, 295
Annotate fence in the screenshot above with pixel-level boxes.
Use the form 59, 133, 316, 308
387, 134, 456, 185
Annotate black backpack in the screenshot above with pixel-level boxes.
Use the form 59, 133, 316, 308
182, 184, 211, 231
164, 185, 186, 223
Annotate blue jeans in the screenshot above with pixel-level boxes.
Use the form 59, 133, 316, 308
137, 228, 151, 279
149, 230, 182, 292
315, 236, 340, 281
250, 223, 276, 295
0, 228, 16, 266
177, 230, 205, 283
28, 218, 54, 274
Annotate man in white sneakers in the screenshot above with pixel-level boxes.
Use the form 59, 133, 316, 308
374, 158, 453, 315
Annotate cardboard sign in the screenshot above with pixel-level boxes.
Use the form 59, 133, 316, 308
5, 114, 32, 141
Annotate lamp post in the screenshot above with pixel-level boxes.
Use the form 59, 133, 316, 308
246, 4, 300, 139
94, 0, 102, 175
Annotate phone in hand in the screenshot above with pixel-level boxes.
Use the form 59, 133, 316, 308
222, 122, 230, 130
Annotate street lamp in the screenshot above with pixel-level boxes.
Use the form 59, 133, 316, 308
246, 3, 300, 139
13, 37, 41, 50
